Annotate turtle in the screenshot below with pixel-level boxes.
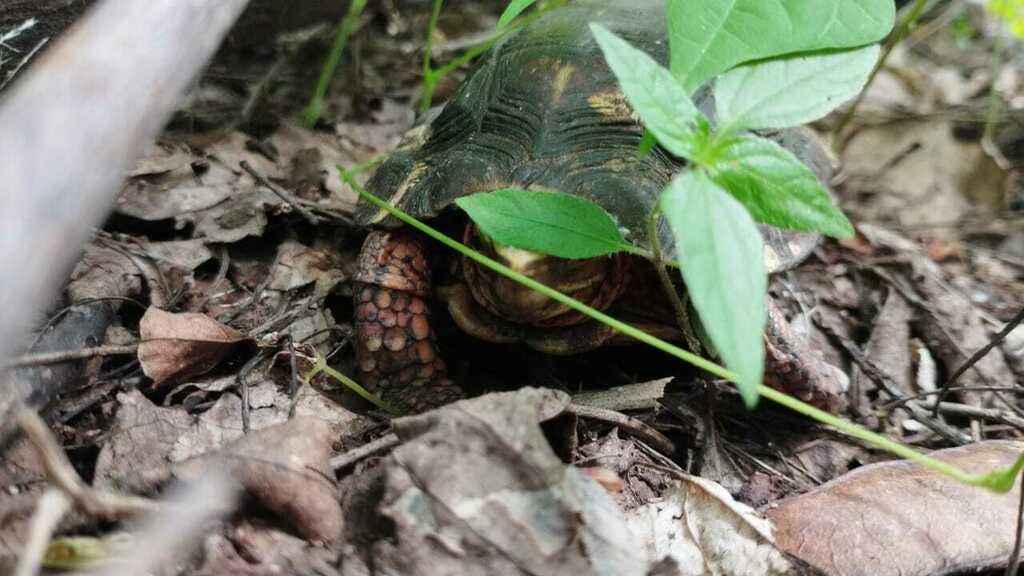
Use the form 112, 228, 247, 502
351, 0, 843, 413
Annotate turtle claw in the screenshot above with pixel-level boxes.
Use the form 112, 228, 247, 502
354, 230, 464, 413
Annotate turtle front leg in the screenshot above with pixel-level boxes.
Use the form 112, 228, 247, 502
353, 230, 463, 413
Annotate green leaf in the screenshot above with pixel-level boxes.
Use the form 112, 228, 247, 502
455, 188, 633, 259
709, 134, 854, 239
715, 45, 880, 132
661, 170, 766, 406
637, 130, 658, 159
667, 0, 895, 93
497, 0, 537, 28
590, 24, 706, 160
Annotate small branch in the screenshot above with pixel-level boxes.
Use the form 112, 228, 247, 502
929, 401, 1024, 432
1007, 481, 1024, 576
7, 344, 137, 369
813, 313, 971, 445
287, 332, 300, 419
647, 210, 702, 354
239, 160, 320, 226
330, 432, 400, 471
932, 306, 1024, 412
16, 409, 158, 519
14, 488, 71, 576
565, 403, 676, 456
0, 36, 47, 92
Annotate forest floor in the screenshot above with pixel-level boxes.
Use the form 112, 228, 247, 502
2, 2, 1024, 575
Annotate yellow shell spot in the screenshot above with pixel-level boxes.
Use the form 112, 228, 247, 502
551, 64, 576, 103
587, 91, 637, 121
370, 161, 431, 224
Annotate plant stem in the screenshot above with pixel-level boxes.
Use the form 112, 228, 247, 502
757, 386, 998, 488
418, 0, 568, 111
303, 0, 368, 127
982, 27, 1011, 170
344, 172, 1024, 493
646, 209, 702, 353
348, 175, 731, 379
418, 0, 446, 111
831, 0, 932, 143
308, 356, 399, 415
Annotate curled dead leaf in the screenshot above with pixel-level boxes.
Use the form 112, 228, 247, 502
138, 307, 248, 385
624, 474, 795, 575
370, 388, 646, 574
176, 417, 342, 544
767, 441, 1024, 576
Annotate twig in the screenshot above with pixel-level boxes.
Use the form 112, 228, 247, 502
15, 488, 71, 576
813, 314, 971, 445
287, 332, 299, 419
239, 160, 320, 226
1008, 481, 1024, 576
330, 432, 400, 471
0, 36, 47, 91
881, 385, 1024, 410
647, 210, 702, 354
6, 344, 137, 369
236, 352, 269, 434
16, 409, 158, 519
565, 403, 676, 456
928, 401, 1024, 431
0, 0, 250, 446
932, 306, 1024, 412
192, 246, 229, 312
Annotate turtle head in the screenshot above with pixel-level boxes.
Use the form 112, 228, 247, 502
459, 223, 628, 327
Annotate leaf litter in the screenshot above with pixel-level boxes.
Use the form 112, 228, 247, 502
3, 1, 1024, 575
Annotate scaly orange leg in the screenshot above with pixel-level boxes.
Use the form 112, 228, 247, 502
353, 230, 464, 413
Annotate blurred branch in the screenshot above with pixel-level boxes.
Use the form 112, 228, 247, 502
0, 0, 251, 446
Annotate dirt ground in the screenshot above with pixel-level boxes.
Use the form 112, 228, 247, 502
1, 1, 1023, 575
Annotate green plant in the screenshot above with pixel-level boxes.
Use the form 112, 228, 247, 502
990, 0, 1024, 38
418, 0, 566, 111
303, 0, 368, 127
334, 0, 1024, 492
462, 0, 890, 406
339, 171, 1024, 494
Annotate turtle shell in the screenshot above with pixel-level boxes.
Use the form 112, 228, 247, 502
356, 0, 831, 272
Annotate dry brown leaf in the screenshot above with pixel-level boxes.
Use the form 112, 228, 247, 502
176, 417, 343, 544
128, 142, 193, 177
267, 240, 343, 293
170, 381, 364, 463
193, 521, 340, 576
140, 239, 215, 272
66, 244, 143, 303
0, 439, 48, 572
624, 475, 796, 576
841, 120, 997, 228
366, 387, 647, 575
913, 260, 1015, 407
93, 389, 193, 494
138, 307, 248, 385
767, 440, 1024, 576
851, 289, 912, 423
95, 384, 362, 497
